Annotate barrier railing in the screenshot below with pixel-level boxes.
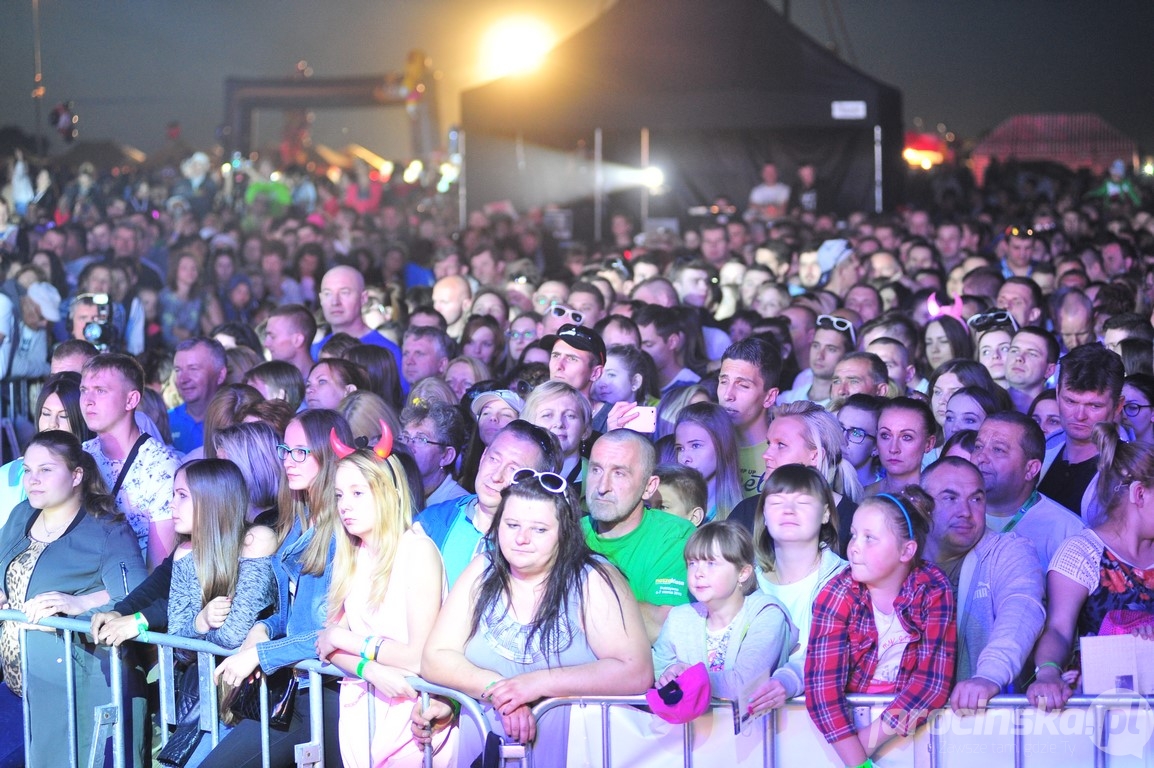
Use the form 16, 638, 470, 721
3, 608, 1152, 768
0, 610, 489, 768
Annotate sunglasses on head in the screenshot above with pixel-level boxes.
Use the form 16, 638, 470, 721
548, 304, 584, 325
967, 309, 1019, 334
512, 467, 568, 494
816, 314, 857, 346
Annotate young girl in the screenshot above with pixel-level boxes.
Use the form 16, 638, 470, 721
167, 459, 278, 766
805, 489, 956, 768
590, 344, 657, 433
673, 402, 743, 521
746, 465, 847, 713
652, 522, 797, 702
316, 438, 449, 768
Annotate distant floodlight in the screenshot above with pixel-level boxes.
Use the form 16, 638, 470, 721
480, 17, 554, 80
403, 160, 424, 185
1143, 162, 1154, 176
642, 166, 664, 190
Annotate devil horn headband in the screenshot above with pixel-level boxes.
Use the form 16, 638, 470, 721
329, 419, 394, 461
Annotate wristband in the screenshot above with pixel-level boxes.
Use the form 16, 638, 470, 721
361, 635, 375, 660
134, 612, 149, 634
1034, 661, 1062, 677
482, 680, 500, 700
851, 760, 873, 768
356, 658, 369, 678
372, 637, 385, 662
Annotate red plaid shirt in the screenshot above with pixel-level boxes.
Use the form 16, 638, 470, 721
804, 563, 956, 743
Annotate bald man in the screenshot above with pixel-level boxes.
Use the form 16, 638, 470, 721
431, 275, 473, 339
311, 265, 405, 385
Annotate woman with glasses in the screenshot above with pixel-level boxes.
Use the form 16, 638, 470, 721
504, 312, 541, 371
832, 394, 882, 490
1121, 374, 1154, 445
201, 410, 355, 768
414, 468, 652, 767
1028, 423, 1154, 711
317, 436, 449, 768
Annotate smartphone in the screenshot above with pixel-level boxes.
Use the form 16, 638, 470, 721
627, 406, 658, 434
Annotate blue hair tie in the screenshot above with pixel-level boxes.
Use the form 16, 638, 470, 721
876, 493, 915, 539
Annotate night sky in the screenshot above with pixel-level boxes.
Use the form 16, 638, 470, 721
2, 0, 1152, 162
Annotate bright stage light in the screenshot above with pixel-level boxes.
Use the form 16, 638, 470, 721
642, 166, 664, 190
403, 160, 423, 185
480, 17, 554, 80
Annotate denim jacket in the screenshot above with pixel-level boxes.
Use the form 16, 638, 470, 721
256, 517, 336, 674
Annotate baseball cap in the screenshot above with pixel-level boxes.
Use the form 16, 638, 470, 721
470, 389, 526, 418
555, 323, 606, 365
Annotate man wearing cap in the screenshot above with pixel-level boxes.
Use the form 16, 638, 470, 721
471, 389, 525, 445
549, 323, 605, 401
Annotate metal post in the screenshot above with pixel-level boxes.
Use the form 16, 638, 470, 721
601, 701, 612, 768
1014, 706, 1024, 768
682, 719, 694, 768
640, 127, 650, 230
873, 125, 883, 213
594, 127, 604, 243
64, 629, 78, 768
458, 130, 467, 230
109, 645, 125, 768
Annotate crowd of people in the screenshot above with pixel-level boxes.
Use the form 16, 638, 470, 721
0, 147, 1152, 768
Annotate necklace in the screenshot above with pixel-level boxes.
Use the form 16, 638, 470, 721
37, 512, 72, 539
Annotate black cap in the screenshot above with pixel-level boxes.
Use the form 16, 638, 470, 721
555, 323, 607, 365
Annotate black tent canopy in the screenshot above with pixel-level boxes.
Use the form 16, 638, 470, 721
461, 0, 903, 231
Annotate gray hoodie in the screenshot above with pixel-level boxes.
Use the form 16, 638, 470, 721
651, 591, 800, 701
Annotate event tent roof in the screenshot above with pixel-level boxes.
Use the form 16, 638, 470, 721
970, 113, 1137, 185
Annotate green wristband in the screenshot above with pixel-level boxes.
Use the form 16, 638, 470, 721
356, 658, 369, 678
133, 612, 148, 634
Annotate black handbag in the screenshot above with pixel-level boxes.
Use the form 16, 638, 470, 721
156, 723, 203, 768
222, 667, 298, 730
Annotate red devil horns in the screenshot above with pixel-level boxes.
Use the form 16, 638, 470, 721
329, 428, 356, 460
329, 419, 394, 462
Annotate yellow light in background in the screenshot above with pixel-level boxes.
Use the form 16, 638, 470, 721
903, 147, 944, 170
642, 166, 664, 190
403, 160, 424, 185
480, 16, 554, 80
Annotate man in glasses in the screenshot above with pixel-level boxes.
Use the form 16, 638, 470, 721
549, 323, 605, 402
779, 314, 854, 407
414, 420, 561, 587
584, 429, 695, 642
400, 402, 469, 508
1038, 344, 1125, 521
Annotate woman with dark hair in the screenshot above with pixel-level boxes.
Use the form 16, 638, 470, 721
0, 430, 148, 768
415, 470, 652, 766
921, 315, 973, 376
202, 410, 354, 768
213, 421, 286, 526
244, 360, 306, 410
942, 385, 1004, 441
459, 313, 505, 370
305, 358, 368, 411
345, 343, 403, 410
0, 372, 91, 527
927, 358, 1001, 430
1121, 373, 1154, 445
209, 321, 263, 354
187, 383, 264, 461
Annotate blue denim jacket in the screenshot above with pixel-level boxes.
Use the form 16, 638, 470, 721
256, 517, 336, 674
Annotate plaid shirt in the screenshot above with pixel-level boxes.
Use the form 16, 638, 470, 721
804, 563, 956, 743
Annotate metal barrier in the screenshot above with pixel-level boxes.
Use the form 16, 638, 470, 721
4, 608, 1153, 768
0, 610, 489, 768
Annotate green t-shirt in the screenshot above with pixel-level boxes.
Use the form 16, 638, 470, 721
739, 441, 767, 498
582, 509, 695, 606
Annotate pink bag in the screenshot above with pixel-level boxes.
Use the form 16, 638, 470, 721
645, 662, 711, 724
1099, 609, 1154, 636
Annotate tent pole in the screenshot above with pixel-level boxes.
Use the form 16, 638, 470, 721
640, 127, 650, 230
873, 125, 883, 213
458, 130, 466, 230
594, 127, 604, 242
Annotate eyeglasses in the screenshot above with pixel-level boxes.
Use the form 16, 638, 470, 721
967, 309, 1019, 334
816, 314, 857, 346
398, 432, 451, 448
512, 468, 568, 494
1005, 225, 1035, 239
277, 444, 313, 463
1123, 402, 1152, 418
505, 329, 537, 341
842, 426, 876, 444
548, 304, 584, 325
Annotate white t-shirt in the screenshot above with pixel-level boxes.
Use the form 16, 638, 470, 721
870, 605, 913, 687
758, 566, 821, 667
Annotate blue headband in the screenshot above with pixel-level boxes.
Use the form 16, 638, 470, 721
876, 493, 915, 539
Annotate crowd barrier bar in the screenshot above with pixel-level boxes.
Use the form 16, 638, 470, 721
0, 610, 489, 768
4, 609, 1149, 768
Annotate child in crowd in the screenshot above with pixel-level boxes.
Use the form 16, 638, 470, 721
653, 522, 797, 702
673, 401, 744, 521
805, 488, 956, 768
651, 464, 708, 526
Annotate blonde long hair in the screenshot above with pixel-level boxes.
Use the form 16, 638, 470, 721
327, 452, 417, 621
